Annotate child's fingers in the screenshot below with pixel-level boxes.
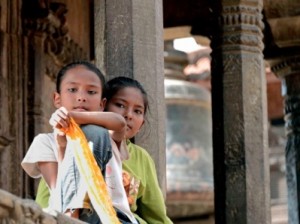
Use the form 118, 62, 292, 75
57, 107, 68, 120
58, 107, 70, 127
49, 114, 63, 128
49, 109, 69, 129
60, 107, 68, 115
55, 117, 68, 129
57, 110, 70, 127
53, 128, 65, 136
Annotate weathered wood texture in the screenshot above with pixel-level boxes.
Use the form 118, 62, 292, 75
1, 0, 91, 198
94, 0, 167, 192
0, 0, 26, 197
210, 0, 270, 223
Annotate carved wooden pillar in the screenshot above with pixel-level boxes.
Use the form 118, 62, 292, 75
271, 55, 300, 223
94, 0, 167, 192
0, 0, 26, 197
210, 1, 270, 223
21, 1, 89, 198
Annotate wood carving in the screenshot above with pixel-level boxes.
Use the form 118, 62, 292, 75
0, 136, 12, 152
23, 1, 88, 73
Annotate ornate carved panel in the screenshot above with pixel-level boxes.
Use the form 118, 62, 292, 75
0, 0, 25, 197
0, 0, 92, 198
0, 136, 13, 153
21, 0, 91, 198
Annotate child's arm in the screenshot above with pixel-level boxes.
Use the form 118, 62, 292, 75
21, 133, 58, 191
38, 162, 58, 190
69, 111, 125, 131
50, 107, 126, 154
69, 111, 126, 143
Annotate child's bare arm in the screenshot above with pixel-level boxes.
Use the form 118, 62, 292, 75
69, 111, 125, 130
69, 111, 126, 142
38, 162, 58, 190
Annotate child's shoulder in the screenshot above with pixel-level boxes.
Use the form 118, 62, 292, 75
127, 140, 152, 160
34, 132, 54, 139
32, 133, 55, 145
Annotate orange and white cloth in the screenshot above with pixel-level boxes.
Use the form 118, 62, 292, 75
62, 118, 120, 224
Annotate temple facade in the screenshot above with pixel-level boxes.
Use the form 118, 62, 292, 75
0, 0, 299, 223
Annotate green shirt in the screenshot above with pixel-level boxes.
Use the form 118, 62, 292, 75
123, 141, 172, 224
35, 140, 173, 224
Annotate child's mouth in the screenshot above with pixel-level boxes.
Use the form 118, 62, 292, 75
74, 107, 87, 111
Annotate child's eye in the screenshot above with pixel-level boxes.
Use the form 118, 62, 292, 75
88, 90, 97, 95
135, 110, 144, 115
68, 88, 77, 93
115, 103, 125, 108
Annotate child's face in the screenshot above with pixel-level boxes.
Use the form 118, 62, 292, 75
106, 87, 145, 139
53, 65, 105, 112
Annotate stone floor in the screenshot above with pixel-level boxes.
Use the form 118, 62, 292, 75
171, 203, 288, 224
173, 215, 214, 224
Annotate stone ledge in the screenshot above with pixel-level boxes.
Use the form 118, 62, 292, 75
0, 189, 85, 223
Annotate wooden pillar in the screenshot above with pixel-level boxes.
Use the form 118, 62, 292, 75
0, 0, 26, 197
271, 55, 300, 223
22, 1, 91, 198
210, 0, 270, 223
94, 0, 166, 191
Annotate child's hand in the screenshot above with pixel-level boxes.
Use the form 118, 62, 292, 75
50, 107, 69, 160
49, 107, 70, 129
53, 127, 67, 150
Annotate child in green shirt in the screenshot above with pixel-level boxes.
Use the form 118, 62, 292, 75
36, 76, 173, 223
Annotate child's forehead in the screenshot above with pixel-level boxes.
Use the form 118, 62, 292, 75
63, 67, 102, 83
117, 87, 142, 96
115, 87, 145, 105
66, 65, 95, 76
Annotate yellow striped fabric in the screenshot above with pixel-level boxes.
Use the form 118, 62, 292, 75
62, 118, 120, 224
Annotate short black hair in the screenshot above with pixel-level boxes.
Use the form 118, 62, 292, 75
56, 61, 105, 94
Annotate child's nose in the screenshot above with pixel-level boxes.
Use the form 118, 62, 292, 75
124, 109, 133, 120
77, 92, 87, 102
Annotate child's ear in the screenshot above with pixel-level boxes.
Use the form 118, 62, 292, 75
140, 119, 145, 129
53, 92, 61, 108
100, 98, 107, 111
136, 120, 145, 134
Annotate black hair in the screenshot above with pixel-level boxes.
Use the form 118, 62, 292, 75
104, 76, 149, 115
56, 61, 105, 94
